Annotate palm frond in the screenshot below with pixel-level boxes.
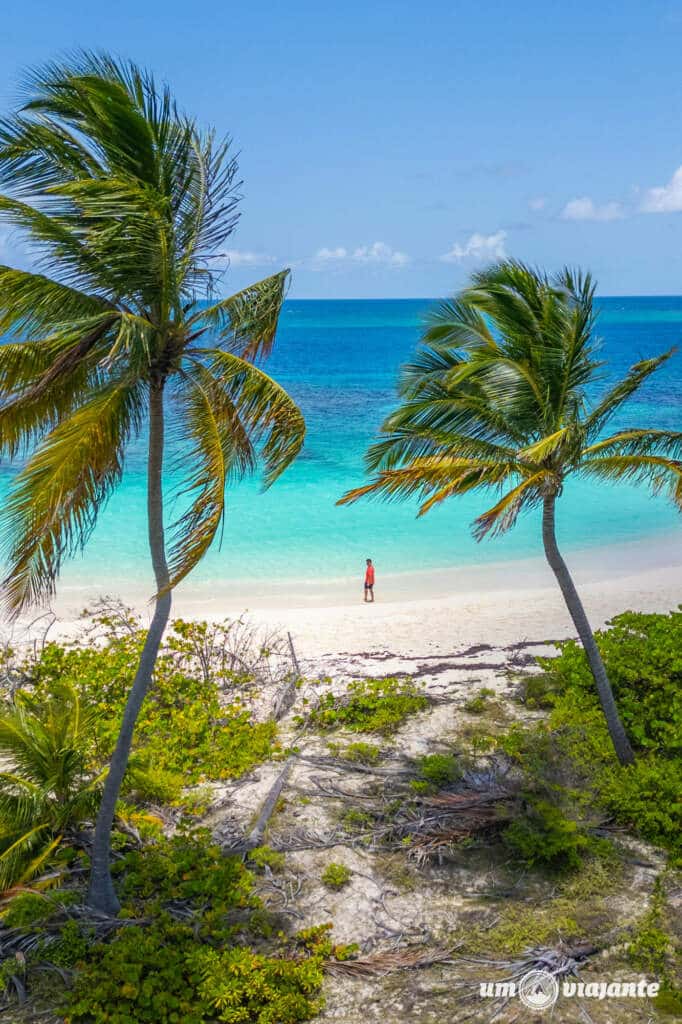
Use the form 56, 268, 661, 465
584, 350, 676, 440
419, 298, 496, 356
582, 428, 682, 459
192, 270, 290, 360
580, 454, 682, 507
0, 265, 114, 335
17, 835, 63, 886
0, 681, 100, 889
189, 348, 305, 485
1, 378, 143, 614
164, 367, 235, 591
472, 472, 552, 540
365, 427, 517, 474
338, 456, 517, 509
516, 426, 579, 465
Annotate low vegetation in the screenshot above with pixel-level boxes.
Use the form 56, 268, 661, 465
27, 613, 278, 785
341, 741, 382, 764
11, 834, 352, 1024
0, 608, 679, 1020
0, 607, 280, 891
416, 753, 461, 787
505, 609, 682, 862
321, 862, 352, 890
306, 677, 428, 734
247, 844, 287, 873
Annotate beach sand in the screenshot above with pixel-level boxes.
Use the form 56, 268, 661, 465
36, 529, 682, 663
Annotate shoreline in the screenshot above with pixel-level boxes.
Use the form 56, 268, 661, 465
24, 527, 682, 661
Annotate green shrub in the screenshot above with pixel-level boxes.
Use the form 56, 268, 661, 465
340, 808, 374, 832
0, 615, 277, 890
60, 841, 349, 1023
499, 614, 682, 861
464, 688, 496, 714
189, 943, 325, 1024
65, 917, 335, 1024
124, 757, 185, 805
409, 779, 430, 794
308, 677, 427, 734
26, 619, 277, 786
417, 753, 460, 787
503, 798, 590, 870
596, 756, 682, 863
115, 831, 256, 915
247, 845, 286, 873
46, 917, 91, 969
1, 889, 78, 928
65, 917, 227, 1024
294, 922, 358, 960
343, 741, 381, 764
544, 688, 682, 859
321, 863, 352, 890
538, 609, 682, 752
460, 904, 582, 956
519, 675, 560, 709
627, 878, 681, 999
653, 989, 682, 1015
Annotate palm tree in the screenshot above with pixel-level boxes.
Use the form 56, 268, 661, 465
339, 262, 682, 767
0, 54, 305, 912
0, 683, 104, 892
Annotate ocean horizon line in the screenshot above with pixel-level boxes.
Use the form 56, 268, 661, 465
274, 292, 682, 303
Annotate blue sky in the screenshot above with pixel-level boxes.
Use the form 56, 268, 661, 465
2, 0, 682, 297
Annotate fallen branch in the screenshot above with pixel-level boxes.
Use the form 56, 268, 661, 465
324, 944, 459, 977
245, 757, 296, 849
271, 633, 301, 721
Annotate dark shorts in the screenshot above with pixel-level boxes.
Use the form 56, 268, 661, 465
364, 582, 373, 590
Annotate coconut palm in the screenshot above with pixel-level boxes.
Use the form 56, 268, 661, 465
0, 682, 104, 892
0, 54, 305, 912
339, 261, 682, 766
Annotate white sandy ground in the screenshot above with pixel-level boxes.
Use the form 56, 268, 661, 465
30, 528, 682, 662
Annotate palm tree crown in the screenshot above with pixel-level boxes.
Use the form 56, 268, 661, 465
0, 53, 304, 614
340, 262, 682, 531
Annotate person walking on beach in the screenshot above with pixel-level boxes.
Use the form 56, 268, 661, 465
364, 558, 375, 602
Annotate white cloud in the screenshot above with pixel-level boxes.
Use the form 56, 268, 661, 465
222, 249, 278, 266
351, 241, 408, 266
640, 165, 682, 213
560, 197, 624, 222
528, 196, 547, 211
441, 230, 507, 263
311, 246, 348, 263
309, 241, 408, 269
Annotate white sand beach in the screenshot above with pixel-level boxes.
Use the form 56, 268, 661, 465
39, 529, 682, 663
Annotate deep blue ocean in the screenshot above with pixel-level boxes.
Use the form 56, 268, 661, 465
2, 296, 682, 589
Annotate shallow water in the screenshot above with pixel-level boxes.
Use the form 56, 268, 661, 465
2, 296, 681, 592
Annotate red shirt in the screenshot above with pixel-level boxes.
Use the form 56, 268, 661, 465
365, 565, 375, 584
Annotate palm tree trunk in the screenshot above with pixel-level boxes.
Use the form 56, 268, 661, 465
87, 380, 172, 913
541, 496, 634, 766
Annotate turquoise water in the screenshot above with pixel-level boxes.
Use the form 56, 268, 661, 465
2, 296, 682, 589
